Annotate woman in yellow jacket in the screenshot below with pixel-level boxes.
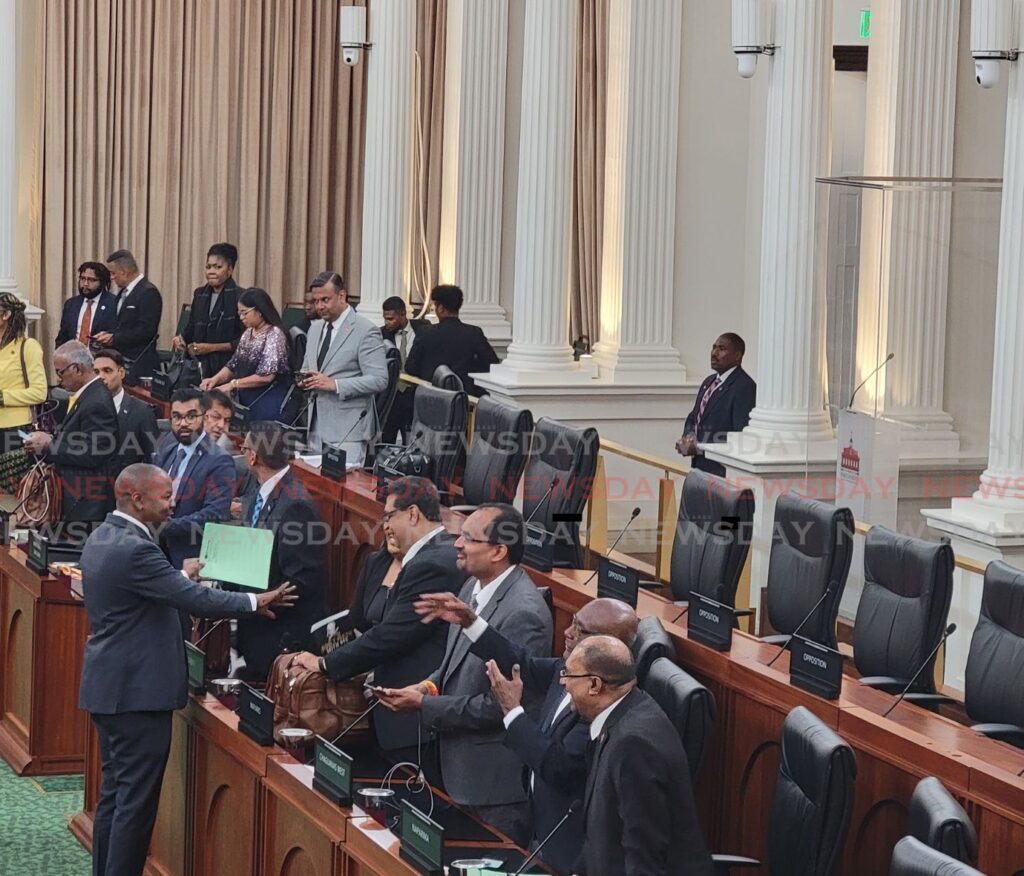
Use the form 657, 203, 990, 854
0, 293, 47, 452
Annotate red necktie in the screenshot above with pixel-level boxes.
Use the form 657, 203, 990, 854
79, 300, 94, 343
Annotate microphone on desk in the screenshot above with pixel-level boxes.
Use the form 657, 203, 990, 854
848, 352, 894, 409
580, 507, 642, 588
330, 695, 384, 747
523, 477, 562, 526
512, 799, 582, 875
766, 587, 833, 668
328, 410, 368, 449
282, 392, 318, 430
882, 623, 957, 719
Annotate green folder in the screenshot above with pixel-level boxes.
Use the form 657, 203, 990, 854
198, 523, 275, 590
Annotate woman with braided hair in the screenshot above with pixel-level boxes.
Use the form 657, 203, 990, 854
0, 293, 46, 454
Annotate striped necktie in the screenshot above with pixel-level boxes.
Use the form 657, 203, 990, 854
250, 492, 265, 528
696, 376, 722, 425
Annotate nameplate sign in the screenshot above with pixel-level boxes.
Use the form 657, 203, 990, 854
150, 370, 173, 401
399, 799, 445, 876
236, 684, 275, 746
26, 530, 49, 574
312, 737, 353, 805
185, 642, 206, 694
523, 523, 554, 573
687, 592, 734, 651
790, 635, 844, 700
321, 444, 348, 481
230, 400, 251, 436
596, 556, 640, 608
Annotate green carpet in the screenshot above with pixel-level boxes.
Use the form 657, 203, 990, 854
0, 759, 90, 875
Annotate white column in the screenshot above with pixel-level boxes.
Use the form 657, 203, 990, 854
359, 0, 416, 314
437, 0, 512, 343
487, 0, 591, 385
855, 0, 960, 459
0, 0, 15, 297
590, 0, 686, 385
717, 0, 835, 462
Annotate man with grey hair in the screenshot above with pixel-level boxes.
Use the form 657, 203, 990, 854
25, 340, 119, 534
92, 248, 162, 380
561, 636, 713, 876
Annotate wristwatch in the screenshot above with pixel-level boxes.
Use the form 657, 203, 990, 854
318, 656, 327, 674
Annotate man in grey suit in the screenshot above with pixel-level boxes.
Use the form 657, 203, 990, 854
378, 503, 552, 845
79, 464, 296, 876
299, 271, 388, 465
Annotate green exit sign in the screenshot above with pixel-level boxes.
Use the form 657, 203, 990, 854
860, 9, 871, 40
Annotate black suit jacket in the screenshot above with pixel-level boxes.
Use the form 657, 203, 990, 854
112, 277, 163, 378
55, 291, 118, 347
404, 317, 498, 395
581, 687, 713, 876
471, 625, 587, 874
381, 317, 431, 348
116, 393, 160, 468
324, 531, 466, 751
51, 378, 119, 525
237, 469, 326, 679
683, 367, 756, 476
180, 280, 243, 377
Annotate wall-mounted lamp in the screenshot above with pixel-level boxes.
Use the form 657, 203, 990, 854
732, 0, 775, 79
972, 0, 1018, 89
339, 6, 370, 67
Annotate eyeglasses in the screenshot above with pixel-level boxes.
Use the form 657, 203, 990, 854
382, 506, 411, 524
54, 363, 79, 379
459, 532, 499, 545
559, 669, 603, 682
237, 306, 255, 318
170, 411, 203, 423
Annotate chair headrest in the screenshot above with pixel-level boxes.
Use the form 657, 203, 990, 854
679, 468, 754, 532
908, 777, 978, 864
981, 560, 1024, 637
288, 325, 306, 341
864, 526, 954, 599
779, 706, 858, 802
773, 494, 854, 557
631, 616, 674, 683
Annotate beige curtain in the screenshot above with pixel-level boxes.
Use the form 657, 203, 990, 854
34, 0, 367, 349
571, 0, 608, 346
411, 0, 447, 310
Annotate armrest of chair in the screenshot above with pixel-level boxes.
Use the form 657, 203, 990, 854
857, 675, 908, 693
711, 854, 761, 872
971, 723, 1024, 745
760, 634, 788, 646
902, 693, 956, 708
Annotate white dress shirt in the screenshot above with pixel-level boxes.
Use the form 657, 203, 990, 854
589, 690, 630, 740
113, 389, 125, 413
257, 466, 291, 503
401, 525, 446, 567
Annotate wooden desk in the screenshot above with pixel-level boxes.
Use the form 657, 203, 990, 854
0, 544, 89, 775
126, 384, 171, 419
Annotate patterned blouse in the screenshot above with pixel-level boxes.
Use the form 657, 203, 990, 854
225, 325, 290, 378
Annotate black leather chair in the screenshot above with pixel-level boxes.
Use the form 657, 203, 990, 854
288, 325, 308, 372
520, 417, 599, 568
763, 495, 854, 649
641, 656, 716, 781
713, 705, 857, 874
452, 396, 533, 509
670, 469, 754, 608
409, 384, 469, 494
432, 364, 464, 392
374, 344, 402, 442
854, 527, 954, 694
631, 615, 674, 684
907, 777, 978, 865
889, 837, 983, 876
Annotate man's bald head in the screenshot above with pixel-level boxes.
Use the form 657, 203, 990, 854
115, 464, 174, 524
563, 597, 639, 658
561, 635, 638, 720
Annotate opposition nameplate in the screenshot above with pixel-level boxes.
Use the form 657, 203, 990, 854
790, 635, 844, 700
230, 400, 251, 435
596, 556, 640, 608
185, 642, 206, 694
236, 684, 275, 746
687, 592, 734, 651
150, 371, 173, 401
26, 530, 49, 574
523, 523, 554, 573
312, 737, 353, 805
321, 444, 348, 481
399, 799, 444, 876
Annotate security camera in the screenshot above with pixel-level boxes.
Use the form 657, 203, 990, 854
975, 58, 1001, 89
342, 47, 361, 67
339, 6, 368, 67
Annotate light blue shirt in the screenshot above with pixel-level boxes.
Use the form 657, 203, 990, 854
170, 433, 207, 496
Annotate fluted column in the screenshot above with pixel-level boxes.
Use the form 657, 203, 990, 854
855, 0, 960, 459
731, 0, 835, 459
0, 0, 15, 298
359, 0, 415, 313
590, 0, 686, 384
488, 0, 590, 384
437, 0, 512, 342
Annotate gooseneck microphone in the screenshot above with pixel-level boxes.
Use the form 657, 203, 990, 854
882, 623, 957, 718
193, 619, 227, 648
766, 587, 833, 668
523, 477, 561, 526
581, 507, 642, 588
512, 800, 583, 875
329, 409, 368, 448
848, 352, 894, 409
330, 696, 384, 746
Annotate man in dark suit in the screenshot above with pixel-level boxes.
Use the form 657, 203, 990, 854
172, 242, 244, 378
93, 249, 163, 381
292, 476, 466, 761
378, 503, 552, 846
25, 341, 118, 538
152, 387, 235, 569
404, 285, 499, 395
79, 463, 295, 876
55, 261, 119, 347
94, 349, 160, 467
563, 636, 713, 876
415, 594, 638, 874
676, 332, 756, 477
380, 296, 431, 443
235, 422, 326, 679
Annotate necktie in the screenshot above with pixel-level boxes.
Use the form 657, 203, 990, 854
470, 589, 480, 613
398, 328, 408, 364
79, 300, 94, 343
168, 446, 187, 498
317, 322, 334, 369
696, 376, 722, 425
250, 492, 265, 527
116, 288, 127, 314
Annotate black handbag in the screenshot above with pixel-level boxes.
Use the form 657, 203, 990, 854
163, 350, 203, 391
372, 443, 434, 480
